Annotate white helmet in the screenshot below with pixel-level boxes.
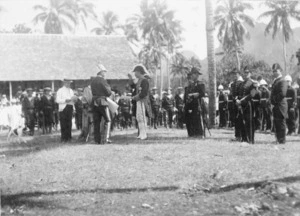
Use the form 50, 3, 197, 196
292, 83, 299, 89
218, 85, 224, 90
10, 99, 17, 104
285, 75, 292, 82
259, 79, 268, 86
97, 64, 107, 72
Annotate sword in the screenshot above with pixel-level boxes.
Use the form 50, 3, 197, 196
249, 101, 254, 144
198, 98, 205, 137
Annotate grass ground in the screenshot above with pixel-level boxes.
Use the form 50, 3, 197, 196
0, 127, 300, 216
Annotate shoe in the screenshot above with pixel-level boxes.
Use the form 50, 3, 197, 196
140, 137, 147, 140
230, 138, 241, 142
106, 139, 112, 144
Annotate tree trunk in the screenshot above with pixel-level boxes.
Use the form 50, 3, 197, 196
205, 0, 216, 127
160, 56, 164, 98
283, 32, 287, 74
155, 67, 158, 87
236, 50, 241, 71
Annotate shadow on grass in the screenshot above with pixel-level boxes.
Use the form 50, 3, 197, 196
1, 186, 179, 209
0, 131, 84, 158
205, 175, 300, 194
111, 133, 208, 145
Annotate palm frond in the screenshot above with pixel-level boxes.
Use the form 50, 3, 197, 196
32, 12, 48, 24
238, 14, 255, 27
33, 4, 47, 11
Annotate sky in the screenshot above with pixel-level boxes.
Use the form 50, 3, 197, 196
1, 0, 300, 60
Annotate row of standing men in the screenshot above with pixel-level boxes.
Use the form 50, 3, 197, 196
220, 63, 298, 144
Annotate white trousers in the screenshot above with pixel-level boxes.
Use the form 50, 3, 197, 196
136, 101, 147, 138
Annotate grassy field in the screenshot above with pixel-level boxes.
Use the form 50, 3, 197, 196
0, 127, 300, 216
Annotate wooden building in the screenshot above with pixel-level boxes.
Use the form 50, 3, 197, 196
0, 34, 136, 99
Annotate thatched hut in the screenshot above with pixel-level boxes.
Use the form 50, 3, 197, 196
0, 34, 136, 99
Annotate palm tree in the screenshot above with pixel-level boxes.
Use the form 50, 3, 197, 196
66, 0, 96, 32
122, 20, 140, 48
171, 53, 189, 86
33, 0, 76, 34
206, 0, 217, 127
259, 0, 300, 73
214, 0, 255, 70
91, 11, 120, 35
127, 0, 182, 90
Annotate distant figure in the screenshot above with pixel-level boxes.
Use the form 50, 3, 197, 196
22, 88, 37, 136
40, 87, 55, 134
285, 75, 297, 135
56, 79, 75, 142
218, 84, 227, 128
150, 87, 161, 129
74, 88, 84, 130
184, 67, 205, 138
229, 68, 244, 142
271, 63, 288, 144
175, 87, 185, 129
296, 77, 300, 134
131, 64, 152, 140
91, 64, 112, 144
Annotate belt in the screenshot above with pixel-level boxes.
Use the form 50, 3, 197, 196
228, 100, 233, 102
286, 97, 293, 100
260, 98, 267, 101
252, 99, 259, 102
219, 101, 225, 103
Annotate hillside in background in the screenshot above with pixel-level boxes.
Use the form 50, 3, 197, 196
192, 22, 300, 81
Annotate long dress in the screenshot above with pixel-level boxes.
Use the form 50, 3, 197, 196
133, 77, 152, 139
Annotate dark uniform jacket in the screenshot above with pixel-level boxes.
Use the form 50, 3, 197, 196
297, 88, 300, 109
175, 94, 184, 109
227, 94, 234, 109
133, 77, 152, 118
91, 76, 112, 106
286, 86, 297, 108
75, 97, 84, 111
118, 97, 131, 113
162, 95, 175, 110
150, 94, 161, 108
40, 95, 55, 111
22, 96, 37, 113
184, 81, 205, 109
239, 79, 257, 107
218, 92, 228, 110
271, 76, 288, 118
260, 89, 270, 108
231, 80, 243, 100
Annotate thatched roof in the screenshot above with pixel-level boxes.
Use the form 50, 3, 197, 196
0, 34, 136, 81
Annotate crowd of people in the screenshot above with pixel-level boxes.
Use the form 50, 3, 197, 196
0, 62, 299, 145
217, 63, 300, 144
